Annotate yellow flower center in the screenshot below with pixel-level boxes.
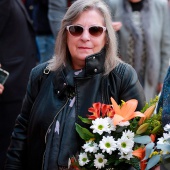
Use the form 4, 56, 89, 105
121, 142, 127, 148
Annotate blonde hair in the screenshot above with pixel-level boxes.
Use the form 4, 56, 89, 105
48, 0, 120, 75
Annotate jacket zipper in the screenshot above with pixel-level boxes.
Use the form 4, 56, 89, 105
41, 98, 70, 170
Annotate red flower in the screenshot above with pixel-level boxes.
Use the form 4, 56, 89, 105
88, 102, 114, 120
88, 102, 101, 119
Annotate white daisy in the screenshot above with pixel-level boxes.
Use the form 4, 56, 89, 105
117, 137, 134, 154
82, 141, 99, 153
118, 151, 133, 160
94, 153, 107, 169
157, 132, 170, 145
157, 134, 170, 154
99, 136, 117, 154
163, 132, 170, 140
164, 124, 170, 132
90, 118, 109, 135
78, 152, 90, 166
105, 117, 116, 133
122, 130, 135, 140
118, 121, 130, 127
157, 137, 167, 145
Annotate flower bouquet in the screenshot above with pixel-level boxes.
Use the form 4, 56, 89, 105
69, 96, 170, 170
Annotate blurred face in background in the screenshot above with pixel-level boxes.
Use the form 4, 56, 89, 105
129, 0, 142, 3
67, 9, 106, 70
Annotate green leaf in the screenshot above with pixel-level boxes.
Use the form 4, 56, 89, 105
130, 118, 139, 132
78, 116, 92, 124
157, 144, 170, 152
134, 135, 151, 144
151, 124, 161, 134
75, 123, 94, 141
129, 157, 140, 170
143, 142, 155, 160
145, 155, 160, 170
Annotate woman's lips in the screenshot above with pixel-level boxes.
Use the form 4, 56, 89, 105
78, 47, 92, 49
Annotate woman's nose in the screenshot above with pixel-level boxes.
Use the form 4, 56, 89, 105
80, 29, 90, 41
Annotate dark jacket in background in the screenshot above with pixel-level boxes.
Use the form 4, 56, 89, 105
32, 0, 52, 35
0, 0, 37, 169
24, 0, 53, 35
0, 0, 37, 102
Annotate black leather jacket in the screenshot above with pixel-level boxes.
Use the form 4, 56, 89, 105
5, 50, 145, 170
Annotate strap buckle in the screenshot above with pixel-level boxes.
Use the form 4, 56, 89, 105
43, 66, 51, 74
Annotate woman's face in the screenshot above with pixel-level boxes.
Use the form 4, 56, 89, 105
67, 9, 106, 70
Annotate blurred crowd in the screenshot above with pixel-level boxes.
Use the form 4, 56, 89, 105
0, 0, 170, 169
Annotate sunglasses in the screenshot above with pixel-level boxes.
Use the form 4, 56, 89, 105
66, 25, 106, 37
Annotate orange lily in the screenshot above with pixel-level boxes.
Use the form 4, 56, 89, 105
111, 97, 145, 126
138, 104, 156, 125
132, 147, 147, 170
132, 147, 145, 160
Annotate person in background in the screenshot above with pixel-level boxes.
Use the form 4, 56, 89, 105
31, 0, 55, 63
0, 64, 5, 95
48, 0, 75, 38
157, 67, 170, 127
22, 0, 34, 19
105, 0, 170, 102
154, 68, 170, 169
0, 0, 37, 169
5, 0, 145, 169
0, 84, 4, 94
23, 0, 55, 63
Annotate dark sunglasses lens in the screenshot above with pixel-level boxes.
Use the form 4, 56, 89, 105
89, 26, 104, 36
69, 26, 83, 36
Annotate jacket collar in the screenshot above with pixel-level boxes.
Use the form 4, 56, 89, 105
52, 48, 106, 97
84, 47, 106, 76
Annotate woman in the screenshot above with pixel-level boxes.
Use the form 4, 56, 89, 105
104, 0, 170, 101
5, 0, 145, 169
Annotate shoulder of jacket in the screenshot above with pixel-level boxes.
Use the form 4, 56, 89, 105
111, 62, 130, 78
109, 62, 137, 82
30, 62, 50, 81
28, 62, 53, 99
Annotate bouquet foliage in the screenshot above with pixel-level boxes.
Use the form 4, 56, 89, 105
69, 96, 170, 170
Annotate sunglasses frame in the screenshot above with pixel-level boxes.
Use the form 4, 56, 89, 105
66, 25, 107, 37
